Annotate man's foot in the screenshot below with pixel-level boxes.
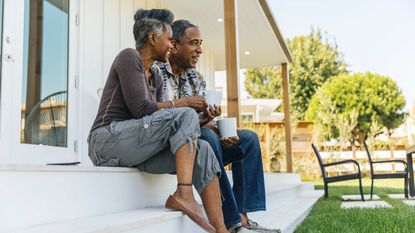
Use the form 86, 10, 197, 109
228, 223, 256, 233
243, 219, 281, 233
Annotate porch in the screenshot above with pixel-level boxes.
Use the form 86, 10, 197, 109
0, 165, 322, 233
0, 0, 323, 232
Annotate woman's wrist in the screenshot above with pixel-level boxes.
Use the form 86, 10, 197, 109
174, 98, 187, 108
169, 99, 176, 108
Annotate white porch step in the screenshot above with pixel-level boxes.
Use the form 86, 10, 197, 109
0, 166, 322, 233
5, 183, 322, 233
219, 172, 322, 233
0, 165, 178, 231
251, 187, 323, 233
4, 208, 202, 233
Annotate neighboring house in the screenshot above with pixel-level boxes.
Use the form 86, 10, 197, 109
390, 116, 415, 145
410, 105, 415, 145
214, 86, 284, 122
0, 0, 322, 232
375, 106, 415, 146
402, 104, 415, 145
221, 97, 284, 122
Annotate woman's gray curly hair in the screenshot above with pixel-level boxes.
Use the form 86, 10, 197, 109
133, 9, 174, 48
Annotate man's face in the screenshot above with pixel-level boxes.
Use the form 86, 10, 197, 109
153, 25, 173, 63
173, 27, 203, 69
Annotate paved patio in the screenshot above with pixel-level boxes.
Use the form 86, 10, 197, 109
340, 194, 415, 209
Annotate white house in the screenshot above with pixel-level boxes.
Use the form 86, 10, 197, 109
220, 97, 284, 122
0, 0, 322, 232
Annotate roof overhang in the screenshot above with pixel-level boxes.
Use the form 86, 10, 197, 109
157, 0, 293, 71
47, 0, 68, 13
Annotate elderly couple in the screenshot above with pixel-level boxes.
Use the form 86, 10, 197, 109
88, 8, 280, 233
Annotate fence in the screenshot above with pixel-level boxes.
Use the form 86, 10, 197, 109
243, 121, 314, 173
243, 122, 409, 178
319, 146, 408, 176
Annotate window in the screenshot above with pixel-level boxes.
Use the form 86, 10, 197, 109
20, 0, 69, 147
242, 114, 254, 122
0, 0, 3, 127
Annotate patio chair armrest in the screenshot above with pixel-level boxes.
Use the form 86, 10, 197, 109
324, 159, 360, 168
372, 159, 407, 166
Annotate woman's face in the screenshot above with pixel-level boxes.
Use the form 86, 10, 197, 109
153, 25, 173, 63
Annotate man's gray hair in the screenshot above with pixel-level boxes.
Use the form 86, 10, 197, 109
171, 20, 198, 44
133, 9, 174, 48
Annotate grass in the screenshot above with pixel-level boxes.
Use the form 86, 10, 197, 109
295, 178, 415, 233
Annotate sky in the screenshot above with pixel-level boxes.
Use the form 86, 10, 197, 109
22, 1, 68, 101
268, 0, 415, 109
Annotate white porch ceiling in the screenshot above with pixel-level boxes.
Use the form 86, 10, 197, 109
158, 0, 292, 71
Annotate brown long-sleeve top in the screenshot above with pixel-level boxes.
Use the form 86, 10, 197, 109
90, 48, 163, 133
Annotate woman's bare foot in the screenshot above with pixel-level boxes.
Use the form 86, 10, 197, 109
172, 187, 204, 217
165, 187, 216, 232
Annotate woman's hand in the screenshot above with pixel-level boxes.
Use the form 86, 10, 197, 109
176, 96, 208, 112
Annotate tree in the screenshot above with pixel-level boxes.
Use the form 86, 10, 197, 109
244, 67, 282, 99
289, 29, 348, 119
305, 72, 406, 145
244, 28, 348, 119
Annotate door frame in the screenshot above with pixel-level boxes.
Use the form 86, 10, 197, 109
0, 0, 80, 165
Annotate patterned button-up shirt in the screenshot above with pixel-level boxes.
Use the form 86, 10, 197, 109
152, 61, 207, 101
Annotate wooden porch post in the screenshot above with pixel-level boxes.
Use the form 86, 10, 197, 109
26, 0, 43, 114
223, 0, 241, 126
24, 0, 44, 143
264, 123, 271, 172
282, 63, 293, 172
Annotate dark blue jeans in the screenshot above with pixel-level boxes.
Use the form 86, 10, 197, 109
200, 128, 266, 227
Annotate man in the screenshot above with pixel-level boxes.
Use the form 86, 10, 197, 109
154, 19, 281, 233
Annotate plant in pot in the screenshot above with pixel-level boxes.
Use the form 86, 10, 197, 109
269, 127, 285, 172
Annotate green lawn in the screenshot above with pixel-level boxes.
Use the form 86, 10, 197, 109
295, 178, 415, 233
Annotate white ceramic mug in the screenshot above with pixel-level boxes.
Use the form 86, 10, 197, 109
203, 90, 222, 106
217, 117, 237, 138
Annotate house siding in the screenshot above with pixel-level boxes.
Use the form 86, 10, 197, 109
79, 0, 216, 162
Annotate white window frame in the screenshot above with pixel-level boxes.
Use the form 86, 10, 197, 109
0, 0, 79, 165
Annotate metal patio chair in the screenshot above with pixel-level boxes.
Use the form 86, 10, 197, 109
25, 91, 67, 147
363, 140, 408, 199
311, 143, 365, 201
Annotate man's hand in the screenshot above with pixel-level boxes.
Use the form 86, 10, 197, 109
199, 105, 221, 127
208, 104, 221, 118
200, 108, 213, 127
220, 136, 239, 148
203, 120, 220, 134
203, 120, 240, 148
220, 128, 240, 148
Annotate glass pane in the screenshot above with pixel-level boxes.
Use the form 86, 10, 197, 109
0, 0, 3, 130
20, 0, 69, 147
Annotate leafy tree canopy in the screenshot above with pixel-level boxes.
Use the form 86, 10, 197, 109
244, 28, 348, 119
305, 72, 406, 145
289, 28, 348, 119
244, 66, 282, 99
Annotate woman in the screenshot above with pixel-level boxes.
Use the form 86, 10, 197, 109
87, 9, 228, 233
